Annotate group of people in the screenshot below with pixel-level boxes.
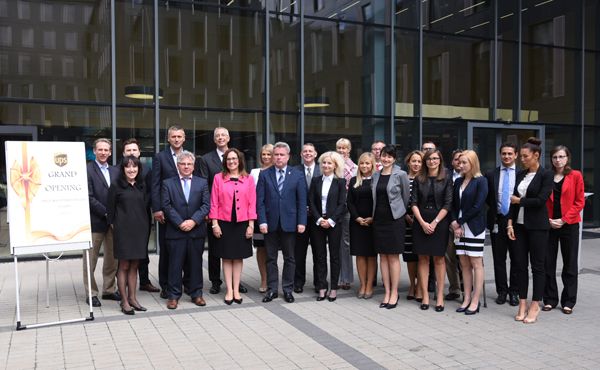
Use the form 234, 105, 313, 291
85, 127, 585, 324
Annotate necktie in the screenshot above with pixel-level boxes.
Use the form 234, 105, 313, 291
101, 165, 110, 186
500, 168, 510, 216
306, 167, 312, 187
277, 169, 285, 194
183, 177, 190, 202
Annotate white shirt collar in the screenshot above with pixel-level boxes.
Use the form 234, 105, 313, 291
502, 164, 516, 170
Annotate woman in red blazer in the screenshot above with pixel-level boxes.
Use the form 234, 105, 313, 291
543, 145, 585, 314
209, 148, 257, 305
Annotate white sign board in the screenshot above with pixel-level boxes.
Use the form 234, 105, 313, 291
5, 141, 91, 255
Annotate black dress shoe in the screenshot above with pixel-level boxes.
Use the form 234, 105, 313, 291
262, 291, 278, 302
91, 296, 101, 307
509, 293, 519, 306
445, 292, 461, 301
495, 294, 507, 305
121, 305, 135, 315
294, 286, 304, 294
102, 292, 121, 301
456, 306, 468, 313
420, 303, 429, 310
209, 285, 221, 294
465, 302, 481, 315
386, 299, 398, 309
317, 290, 327, 301
233, 298, 243, 304
131, 303, 147, 312
435, 305, 445, 312
379, 302, 388, 308
239, 284, 248, 294
284, 292, 295, 303
224, 298, 233, 305
160, 290, 168, 299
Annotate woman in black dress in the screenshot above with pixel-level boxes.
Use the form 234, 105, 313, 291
348, 152, 376, 299
412, 149, 453, 312
209, 148, 256, 305
371, 145, 410, 309
107, 156, 150, 315
403, 150, 424, 301
309, 151, 347, 302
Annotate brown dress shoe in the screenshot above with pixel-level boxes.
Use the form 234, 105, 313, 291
167, 299, 178, 309
192, 296, 206, 306
140, 283, 160, 293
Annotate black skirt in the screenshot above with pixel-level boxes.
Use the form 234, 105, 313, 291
373, 218, 406, 254
349, 221, 375, 256
216, 220, 253, 259
412, 207, 449, 257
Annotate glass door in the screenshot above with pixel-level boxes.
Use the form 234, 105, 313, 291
468, 122, 545, 173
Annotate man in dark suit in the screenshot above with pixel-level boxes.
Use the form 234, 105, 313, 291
151, 125, 186, 298
196, 126, 247, 295
257, 142, 307, 303
121, 138, 160, 293
485, 142, 519, 306
162, 151, 210, 309
294, 143, 320, 293
85, 138, 120, 307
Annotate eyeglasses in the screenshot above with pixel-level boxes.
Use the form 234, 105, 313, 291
552, 155, 567, 160
426, 157, 440, 162
226, 157, 239, 161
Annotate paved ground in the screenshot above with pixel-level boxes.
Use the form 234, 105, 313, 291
0, 235, 599, 370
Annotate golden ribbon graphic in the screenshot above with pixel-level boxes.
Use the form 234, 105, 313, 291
10, 143, 42, 240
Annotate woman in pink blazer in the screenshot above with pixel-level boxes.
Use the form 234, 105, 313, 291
209, 148, 257, 305
543, 145, 585, 314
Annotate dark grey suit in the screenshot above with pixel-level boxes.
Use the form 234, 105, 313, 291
294, 164, 320, 290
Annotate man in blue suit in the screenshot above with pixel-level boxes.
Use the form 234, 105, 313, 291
257, 142, 307, 303
85, 138, 120, 307
162, 151, 210, 309
151, 125, 186, 298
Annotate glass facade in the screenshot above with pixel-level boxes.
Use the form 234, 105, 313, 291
2, 0, 600, 257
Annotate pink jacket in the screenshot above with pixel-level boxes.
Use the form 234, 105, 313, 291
209, 173, 257, 222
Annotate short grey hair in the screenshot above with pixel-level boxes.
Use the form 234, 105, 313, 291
214, 127, 229, 137
177, 150, 195, 163
93, 138, 111, 149
273, 142, 290, 154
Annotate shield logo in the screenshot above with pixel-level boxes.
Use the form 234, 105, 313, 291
54, 153, 68, 167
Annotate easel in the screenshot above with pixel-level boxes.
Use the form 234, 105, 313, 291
13, 242, 94, 330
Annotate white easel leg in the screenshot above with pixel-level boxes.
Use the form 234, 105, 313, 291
14, 255, 23, 330
46, 258, 50, 308
85, 249, 94, 320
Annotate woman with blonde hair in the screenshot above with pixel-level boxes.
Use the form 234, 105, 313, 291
450, 150, 488, 315
250, 144, 273, 292
309, 151, 347, 302
348, 152, 376, 298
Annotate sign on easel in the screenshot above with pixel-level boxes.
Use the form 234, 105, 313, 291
5, 141, 94, 330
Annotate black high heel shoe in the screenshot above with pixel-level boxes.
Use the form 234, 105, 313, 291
420, 303, 429, 310
224, 298, 233, 305
465, 302, 480, 315
317, 289, 328, 302
120, 302, 135, 315
233, 297, 243, 304
131, 303, 147, 312
386, 299, 399, 309
327, 290, 337, 302
456, 301, 470, 313
379, 302, 389, 308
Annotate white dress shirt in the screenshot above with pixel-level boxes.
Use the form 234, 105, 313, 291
316, 174, 336, 227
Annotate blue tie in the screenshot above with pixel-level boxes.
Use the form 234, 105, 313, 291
500, 168, 510, 216
277, 169, 285, 194
182, 177, 190, 202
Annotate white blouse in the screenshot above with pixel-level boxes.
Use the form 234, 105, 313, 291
516, 172, 536, 224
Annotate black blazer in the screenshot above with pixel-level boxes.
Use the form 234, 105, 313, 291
87, 161, 120, 233
294, 164, 321, 197
197, 149, 222, 190
411, 171, 453, 212
161, 175, 210, 239
451, 176, 488, 236
308, 176, 347, 225
151, 148, 180, 212
508, 167, 553, 230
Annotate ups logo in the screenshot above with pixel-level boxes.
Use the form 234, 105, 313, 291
54, 153, 68, 167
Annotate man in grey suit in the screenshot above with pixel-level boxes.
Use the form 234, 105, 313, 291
85, 138, 120, 307
294, 143, 320, 293
196, 127, 247, 295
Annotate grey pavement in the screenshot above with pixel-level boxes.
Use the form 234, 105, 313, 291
1, 234, 600, 370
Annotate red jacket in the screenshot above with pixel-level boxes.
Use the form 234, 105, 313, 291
546, 170, 584, 224
209, 173, 257, 222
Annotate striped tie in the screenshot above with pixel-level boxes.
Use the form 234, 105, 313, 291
277, 169, 285, 194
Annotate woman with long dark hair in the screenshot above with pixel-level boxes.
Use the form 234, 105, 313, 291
543, 145, 585, 315
403, 150, 424, 301
507, 137, 553, 324
107, 156, 150, 314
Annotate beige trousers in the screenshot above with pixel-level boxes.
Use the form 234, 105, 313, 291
83, 230, 118, 297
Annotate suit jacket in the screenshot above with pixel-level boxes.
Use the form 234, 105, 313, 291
451, 176, 488, 235
372, 165, 410, 219
308, 176, 347, 225
151, 148, 180, 212
509, 167, 553, 230
87, 161, 120, 233
197, 150, 222, 190
208, 174, 257, 222
161, 175, 210, 239
546, 170, 585, 224
410, 170, 453, 212
484, 166, 518, 230
256, 165, 307, 232
294, 163, 321, 197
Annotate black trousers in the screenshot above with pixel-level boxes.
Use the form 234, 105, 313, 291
265, 227, 296, 294
491, 215, 519, 296
206, 227, 223, 286
295, 218, 317, 289
158, 222, 169, 291
167, 237, 204, 300
544, 223, 579, 308
514, 225, 548, 301
311, 223, 342, 291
